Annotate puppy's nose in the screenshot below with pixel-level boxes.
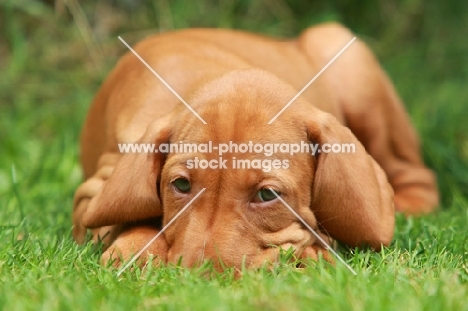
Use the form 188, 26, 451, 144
168, 241, 228, 268
167, 246, 205, 267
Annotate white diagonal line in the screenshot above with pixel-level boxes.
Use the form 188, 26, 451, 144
116, 188, 206, 276
268, 37, 356, 124
118, 36, 207, 125
269, 189, 357, 275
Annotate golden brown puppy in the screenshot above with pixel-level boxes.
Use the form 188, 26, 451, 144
73, 23, 439, 269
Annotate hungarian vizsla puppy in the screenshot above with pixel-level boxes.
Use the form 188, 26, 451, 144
72, 23, 439, 268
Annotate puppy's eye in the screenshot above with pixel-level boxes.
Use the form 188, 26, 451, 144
172, 178, 191, 193
257, 188, 279, 202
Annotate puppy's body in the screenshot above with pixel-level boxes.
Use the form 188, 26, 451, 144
73, 24, 438, 268
80, 27, 340, 177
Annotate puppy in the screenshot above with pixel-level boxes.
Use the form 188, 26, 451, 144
73, 23, 439, 269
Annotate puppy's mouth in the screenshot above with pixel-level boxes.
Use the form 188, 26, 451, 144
259, 222, 315, 247
138, 216, 319, 268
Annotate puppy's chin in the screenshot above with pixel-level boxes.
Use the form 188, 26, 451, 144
164, 247, 287, 272
165, 233, 333, 272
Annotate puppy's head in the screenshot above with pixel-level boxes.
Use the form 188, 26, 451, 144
83, 69, 394, 268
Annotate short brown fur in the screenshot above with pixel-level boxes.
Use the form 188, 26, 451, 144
73, 24, 438, 268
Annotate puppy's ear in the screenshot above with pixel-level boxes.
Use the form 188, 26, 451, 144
307, 110, 395, 249
82, 118, 172, 228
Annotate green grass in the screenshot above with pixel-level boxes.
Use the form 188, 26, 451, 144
1, 1, 467, 310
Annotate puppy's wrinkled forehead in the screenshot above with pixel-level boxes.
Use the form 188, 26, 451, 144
172, 69, 308, 142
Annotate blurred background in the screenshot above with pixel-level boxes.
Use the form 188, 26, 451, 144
0, 0, 467, 229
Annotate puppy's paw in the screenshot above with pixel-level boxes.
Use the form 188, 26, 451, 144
73, 153, 120, 244
299, 244, 333, 263
394, 187, 439, 215
297, 231, 335, 265
101, 226, 168, 268
391, 168, 439, 215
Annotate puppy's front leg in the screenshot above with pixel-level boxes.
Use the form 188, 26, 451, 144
298, 230, 335, 264
73, 153, 122, 246
101, 226, 168, 268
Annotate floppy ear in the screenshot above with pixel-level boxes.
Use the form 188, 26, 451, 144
82, 118, 172, 228
307, 110, 395, 250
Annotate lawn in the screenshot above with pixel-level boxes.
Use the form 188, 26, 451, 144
0, 1, 467, 310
